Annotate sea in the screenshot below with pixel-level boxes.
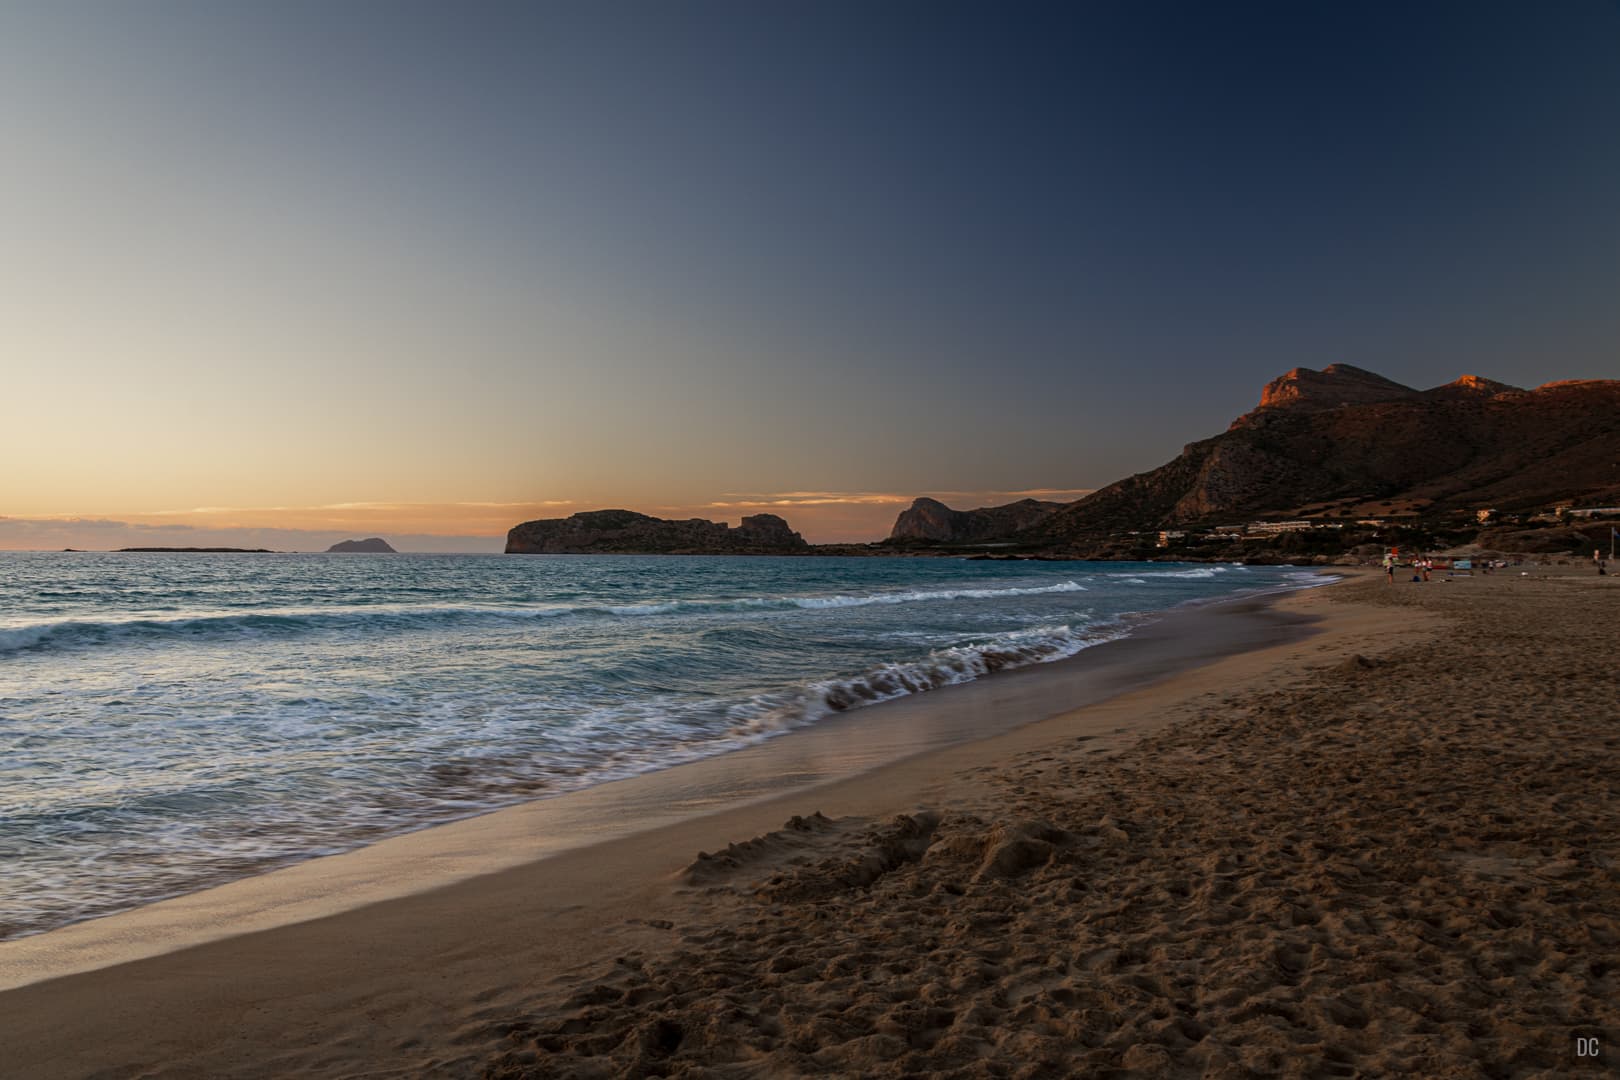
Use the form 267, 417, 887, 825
0, 552, 1324, 940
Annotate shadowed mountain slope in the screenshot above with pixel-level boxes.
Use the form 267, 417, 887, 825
1025, 367, 1620, 542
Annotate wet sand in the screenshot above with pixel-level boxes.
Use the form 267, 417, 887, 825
5, 569, 1617, 1076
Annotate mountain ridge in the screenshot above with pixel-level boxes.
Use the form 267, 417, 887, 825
1026, 368, 1619, 544
876, 366, 1619, 551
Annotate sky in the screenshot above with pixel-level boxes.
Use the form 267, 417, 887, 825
3, 1, 1618, 549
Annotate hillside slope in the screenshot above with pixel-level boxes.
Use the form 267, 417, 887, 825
1027, 367, 1620, 542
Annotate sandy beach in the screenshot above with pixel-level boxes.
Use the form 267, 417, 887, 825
4, 568, 1617, 1077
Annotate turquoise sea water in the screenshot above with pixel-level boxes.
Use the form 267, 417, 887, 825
0, 552, 1322, 939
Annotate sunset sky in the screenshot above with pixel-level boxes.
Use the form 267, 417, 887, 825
4, 1, 1619, 549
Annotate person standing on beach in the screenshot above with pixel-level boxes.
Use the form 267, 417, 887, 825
1384, 552, 1395, 584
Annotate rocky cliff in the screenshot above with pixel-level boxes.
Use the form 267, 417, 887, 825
326, 537, 397, 553
1248, 363, 1419, 417
505, 510, 808, 554
887, 497, 1068, 544
1026, 367, 1620, 543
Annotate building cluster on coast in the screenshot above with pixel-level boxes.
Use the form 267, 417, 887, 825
1150, 502, 1620, 563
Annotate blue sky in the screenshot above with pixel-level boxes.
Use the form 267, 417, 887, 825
3, 1, 1618, 544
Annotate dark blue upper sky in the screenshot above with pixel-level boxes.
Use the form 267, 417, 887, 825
4, 0, 1618, 540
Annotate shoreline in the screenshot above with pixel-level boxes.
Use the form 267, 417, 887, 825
42, 547, 1358, 564
471, 565, 1617, 1078
0, 574, 1428, 1078
0, 558, 1315, 949
0, 578, 1329, 992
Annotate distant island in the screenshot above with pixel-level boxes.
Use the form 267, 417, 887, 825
506, 365, 1620, 563
326, 537, 398, 553
118, 547, 277, 553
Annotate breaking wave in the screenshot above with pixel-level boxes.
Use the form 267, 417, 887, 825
1134, 566, 1232, 580
0, 581, 1092, 656
729, 623, 1122, 737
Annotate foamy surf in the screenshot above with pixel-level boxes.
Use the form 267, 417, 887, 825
727, 623, 1123, 738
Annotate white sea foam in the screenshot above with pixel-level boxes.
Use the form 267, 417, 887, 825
0, 583, 1093, 654
727, 623, 1121, 738
784, 581, 1088, 608
602, 581, 1090, 616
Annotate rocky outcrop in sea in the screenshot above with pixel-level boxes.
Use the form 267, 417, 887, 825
887, 497, 1067, 544
505, 510, 808, 555
326, 538, 397, 553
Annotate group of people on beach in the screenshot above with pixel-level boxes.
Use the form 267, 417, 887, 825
1382, 552, 1428, 583
1381, 551, 1540, 583
1382, 552, 1440, 583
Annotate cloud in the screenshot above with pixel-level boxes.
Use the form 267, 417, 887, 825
998, 488, 1096, 499
702, 491, 914, 509
677, 488, 1094, 543
135, 500, 575, 518
700, 489, 1092, 512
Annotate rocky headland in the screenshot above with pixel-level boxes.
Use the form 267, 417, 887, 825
887, 496, 1068, 544
1032, 366, 1620, 540
506, 510, 808, 555
875, 365, 1620, 563
504, 366, 1620, 563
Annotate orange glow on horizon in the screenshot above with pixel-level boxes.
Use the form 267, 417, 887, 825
0, 489, 1094, 550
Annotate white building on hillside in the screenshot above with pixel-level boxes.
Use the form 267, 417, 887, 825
1246, 520, 1313, 535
